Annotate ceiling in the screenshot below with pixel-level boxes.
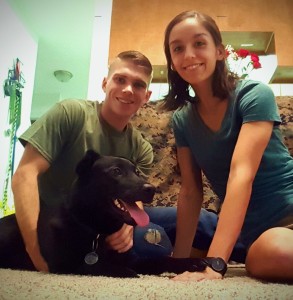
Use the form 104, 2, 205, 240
5, 1, 293, 116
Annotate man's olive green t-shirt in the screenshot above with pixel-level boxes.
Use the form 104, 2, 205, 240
19, 99, 153, 206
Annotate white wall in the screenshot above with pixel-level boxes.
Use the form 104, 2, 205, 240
0, 0, 37, 215
30, 92, 61, 121
87, 0, 113, 101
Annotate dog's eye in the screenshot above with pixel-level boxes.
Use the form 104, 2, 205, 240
135, 168, 141, 176
111, 167, 122, 176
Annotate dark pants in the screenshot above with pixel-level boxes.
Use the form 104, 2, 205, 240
133, 207, 247, 263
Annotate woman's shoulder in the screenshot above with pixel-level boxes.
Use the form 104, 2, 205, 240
173, 102, 192, 118
171, 103, 195, 131
235, 80, 275, 103
236, 79, 273, 95
234, 80, 280, 122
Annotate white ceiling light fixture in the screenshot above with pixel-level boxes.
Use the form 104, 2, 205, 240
54, 70, 73, 82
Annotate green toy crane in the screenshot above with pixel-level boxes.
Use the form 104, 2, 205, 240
1, 58, 25, 216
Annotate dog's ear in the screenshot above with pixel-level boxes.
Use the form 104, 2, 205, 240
76, 150, 101, 178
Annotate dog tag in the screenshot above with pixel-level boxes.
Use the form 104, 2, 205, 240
85, 235, 100, 265
84, 252, 99, 265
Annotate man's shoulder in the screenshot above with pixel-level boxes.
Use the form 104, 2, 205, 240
59, 99, 97, 109
57, 99, 98, 117
128, 123, 143, 138
129, 124, 152, 146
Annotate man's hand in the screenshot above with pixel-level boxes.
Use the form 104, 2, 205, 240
171, 267, 223, 281
27, 244, 49, 273
105, 223, 134, 253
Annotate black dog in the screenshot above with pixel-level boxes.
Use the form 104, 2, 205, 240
0, 150, 208, 277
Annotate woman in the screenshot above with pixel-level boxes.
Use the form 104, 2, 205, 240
162, 10, 293, 282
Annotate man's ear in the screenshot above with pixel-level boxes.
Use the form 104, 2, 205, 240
102, 77, 107, 92
142, 90, 152, 106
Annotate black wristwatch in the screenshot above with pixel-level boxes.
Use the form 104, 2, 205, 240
202, 257, 227, 276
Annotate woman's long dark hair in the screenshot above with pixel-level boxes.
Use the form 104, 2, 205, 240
161, 11, 238, 111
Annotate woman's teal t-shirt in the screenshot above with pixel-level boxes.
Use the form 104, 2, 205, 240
172, 80, 293, 245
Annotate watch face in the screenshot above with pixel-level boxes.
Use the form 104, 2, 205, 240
205, 257, 227, 275
211, 258, 226, 272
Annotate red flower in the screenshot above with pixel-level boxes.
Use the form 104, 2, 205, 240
237, 49, 250, 58
225, 44, 262, 78
253, 61, 262, 69
250, 53, 260, 62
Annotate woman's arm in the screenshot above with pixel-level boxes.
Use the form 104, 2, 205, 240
207, 121, 274, 262
172, 146, 204, 258
12, 144, 50, 272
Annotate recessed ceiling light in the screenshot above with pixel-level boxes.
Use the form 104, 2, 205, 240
240, 43, 254, 47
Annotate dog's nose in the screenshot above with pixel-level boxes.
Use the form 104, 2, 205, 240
143, 183, 156, 197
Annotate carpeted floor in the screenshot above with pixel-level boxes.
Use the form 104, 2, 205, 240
0, 265, 292, 299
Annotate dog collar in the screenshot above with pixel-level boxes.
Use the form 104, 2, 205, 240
202, 257, 227, 276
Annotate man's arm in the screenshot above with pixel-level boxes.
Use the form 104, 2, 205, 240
12, 143, 50, 272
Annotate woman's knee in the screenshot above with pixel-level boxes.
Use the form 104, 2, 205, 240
246, 227, 293, 279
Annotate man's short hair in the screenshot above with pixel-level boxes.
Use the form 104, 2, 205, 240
116, 50, 153, 77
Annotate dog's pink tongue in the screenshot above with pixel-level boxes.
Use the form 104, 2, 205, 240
123, 202, 149, 227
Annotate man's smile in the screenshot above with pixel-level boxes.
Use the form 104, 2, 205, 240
117, 97, 134, 104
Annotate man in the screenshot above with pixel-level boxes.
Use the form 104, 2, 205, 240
12, 50, 172, 272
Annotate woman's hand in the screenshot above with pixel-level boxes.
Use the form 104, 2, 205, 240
172, 267, 223, 281
105, 223, 134, 253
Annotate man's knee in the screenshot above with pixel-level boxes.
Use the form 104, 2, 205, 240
133, 223, 173, 258
194, 209, 247, 262
192, 208, 218, 250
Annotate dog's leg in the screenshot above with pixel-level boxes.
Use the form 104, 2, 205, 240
0, 214, 35, 270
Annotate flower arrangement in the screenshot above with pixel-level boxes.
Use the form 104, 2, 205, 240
225, 45, 262, 79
